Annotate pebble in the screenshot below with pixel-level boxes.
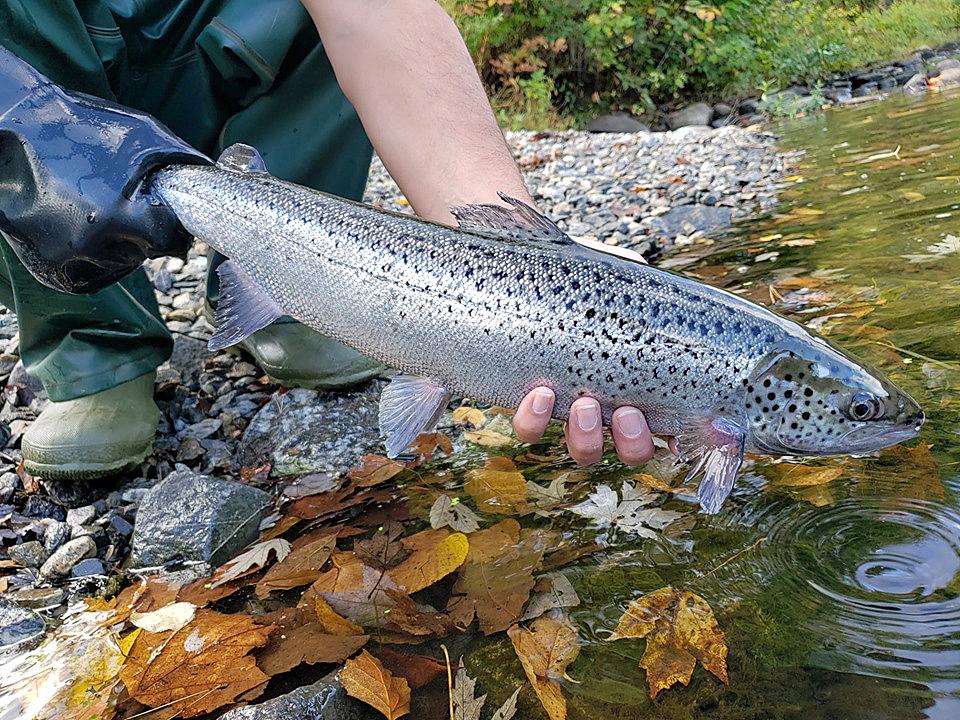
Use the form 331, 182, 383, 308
0, 471, 17, 502
0, 597, 44, 649
66, 504, 97, 527
41, 520, 70, 553
39, 536, 96, 579
7, 540, 47, 568
71, 558, 105, 577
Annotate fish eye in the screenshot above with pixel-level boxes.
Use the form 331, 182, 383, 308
847, 391, 883, 421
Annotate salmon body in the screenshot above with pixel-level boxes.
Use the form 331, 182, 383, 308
149, 144, 923, 513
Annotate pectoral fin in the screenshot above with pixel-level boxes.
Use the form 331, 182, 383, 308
379, 375, 451, 457
208, 261, 283, 352
678, 417, 745, 514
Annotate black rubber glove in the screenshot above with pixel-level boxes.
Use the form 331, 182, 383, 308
0, 45, 211, 293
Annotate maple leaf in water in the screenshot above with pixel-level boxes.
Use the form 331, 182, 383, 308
508, 609, 580, 720
569, 481, 683, 538
430, 494, 481, 533
607, 586, 728, 698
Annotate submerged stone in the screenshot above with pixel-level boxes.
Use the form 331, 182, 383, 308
0, 597, 43, 650
219, 675, 378, 720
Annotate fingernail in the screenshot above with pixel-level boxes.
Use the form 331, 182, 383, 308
615, 408, 644, 439
531, 389, 553, 415
574, 402, 600, 432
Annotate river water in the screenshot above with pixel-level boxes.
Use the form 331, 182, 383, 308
460, 91, 960, 719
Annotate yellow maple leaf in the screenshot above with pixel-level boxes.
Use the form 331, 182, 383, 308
508, 610, 581, 720
608, 586, 728, 698
766, 464, 844, 487
465, 456, 528, 514
453, 406, 488, 428
387, 529, 469, 593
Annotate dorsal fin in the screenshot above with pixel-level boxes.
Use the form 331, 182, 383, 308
216, 143, 269, 174
451, 192, 573, 245
452, 192, 648, 265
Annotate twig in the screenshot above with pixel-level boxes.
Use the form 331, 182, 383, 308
702, 536, 768, 578
441, 643, 454, 720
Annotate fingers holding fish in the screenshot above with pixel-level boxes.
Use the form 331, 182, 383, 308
611, 406, 656, 465
565, 397, 605, 466
513, 387, 556, 443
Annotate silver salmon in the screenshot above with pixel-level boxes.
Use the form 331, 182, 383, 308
149, 144, 924, 513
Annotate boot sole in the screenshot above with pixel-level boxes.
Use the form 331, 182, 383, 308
22, 446, 152, 480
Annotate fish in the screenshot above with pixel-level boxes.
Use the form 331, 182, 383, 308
148, 143, 925, 513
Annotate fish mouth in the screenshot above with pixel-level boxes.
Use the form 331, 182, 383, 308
759, 410, 925, 457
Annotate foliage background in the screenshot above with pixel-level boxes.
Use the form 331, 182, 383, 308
440, 0, 960, 125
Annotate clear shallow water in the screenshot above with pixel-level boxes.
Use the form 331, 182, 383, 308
462, 91, 960, 720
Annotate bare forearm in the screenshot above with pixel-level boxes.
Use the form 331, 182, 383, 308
301, 0, 531, 223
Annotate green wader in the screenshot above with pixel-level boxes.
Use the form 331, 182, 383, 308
0, 0, 373, 402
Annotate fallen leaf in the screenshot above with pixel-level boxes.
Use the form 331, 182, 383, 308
340, 649, 411, 720
383, 589, 456, 637
287, 487, 365, 520
130, 601, 197, 633
901, 190, 926, 203
313, 594, 366, 635
569, 482, 682, 538
372, 647, 446, 689
767, 464, 844, 487
453, 658, 486, 720
255, 606, 367, 676
520, 573, 581, 621
119, 609, 274, 717
464, 416, 515, 448
409, 432, 454, 461
387, 529, 469, 593
608, 586, 728, 698
255, 530, 338, 597
447, 520, 543, 634
430, 494, 481, 533
313, 551, 399, 626
491, 688, 520, 720
465, 457, 528, 514
355, 521, 413, 570
790, 207, 825, 216
508, 610, 581, 720
349, 455, 406, 488
453, 406, 488, 428
212, 538, 291, 588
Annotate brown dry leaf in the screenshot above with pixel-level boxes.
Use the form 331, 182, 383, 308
868, 442, 945, 500
354, 521, 412, 570
464, 427, 513, 448
633, 473, 677, 493
119, 609, 274, 717
465, 456, 528, 514
349, 455, 406, 488
386, 528, 469, 594
212, 539, 291, 588
340, 649, 411, 720
312, 593, 365, 635
255, 605, 368, 676
255, 530, 338, 597
508, 610, 581, 720
371, 647, 446, 689
312, 550, 399, 626
447, 520, 543, 634
408, 432, 454, 461
767, 464, 844, 487
608, 586, 728, 698
287, 487, 365, 520
453, 406, 488, 428
383, 588, 456, 637
790, 207, 826, 217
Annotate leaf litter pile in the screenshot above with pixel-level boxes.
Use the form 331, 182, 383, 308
0, 407, 737, 720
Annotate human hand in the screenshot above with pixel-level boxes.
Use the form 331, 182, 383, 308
513, 387, 667, 466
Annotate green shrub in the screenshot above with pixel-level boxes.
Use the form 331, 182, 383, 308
442, 0, 960, 121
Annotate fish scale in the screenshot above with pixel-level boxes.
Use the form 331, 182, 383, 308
148, 143, 923, 514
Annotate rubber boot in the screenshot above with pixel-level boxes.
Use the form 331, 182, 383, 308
204, 304, 384, 389
21, 373, 159, 480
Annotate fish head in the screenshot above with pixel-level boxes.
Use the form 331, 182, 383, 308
742, 336, 924, 457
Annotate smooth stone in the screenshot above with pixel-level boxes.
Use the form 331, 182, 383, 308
71, 557, 105, 577
7, 540, 47, 568
582, 112, 650, 133
39, 536, 96, 579
237, 384, 382, 477
130, 469, 269, 569
665, 102, 713, 130
713, 102, 733, 117
66, 505, 97, 527
649, 204, 733, 238
9, 586, 64, 609
0, 597, 44, 650
219, 675, 378, 720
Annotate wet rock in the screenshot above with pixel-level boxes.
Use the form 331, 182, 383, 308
41, 520, 70, 553
237, 385, 382, 477
0, 471, 17, 502
165, 334, 208, 388
933, 67, 960, 90
739, 98, 760, 114
39, 536, 96, 579
22, 495, 66, 522
665, 102, 713, 129
878, 77, 898, 90
713, 102, 733, 117
9, 586, 64, 609
7, 540, 47, 568
130, 468, 269, 569
853, 82, 879, 97
824, 87, 853, 103
66, 505, 97, 527
220, 675, 377, 720
0, 597, 44, 650
649, 205, 733, 238
71, 557, 105, 577
583, 112, 649, 133
936, 58, 960, 72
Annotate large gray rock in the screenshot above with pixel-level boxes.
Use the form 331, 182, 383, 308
936, 58, 960, 72
220, 675, 377, 720
7, 540, 47, 568
665, 102, 713, 130
649, 205, 733, 238
237, 385, 382, 477
0, 597, 44, 650
130, 469, 270, 569
583, 112, 649, 133
934, 67, 960, 90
